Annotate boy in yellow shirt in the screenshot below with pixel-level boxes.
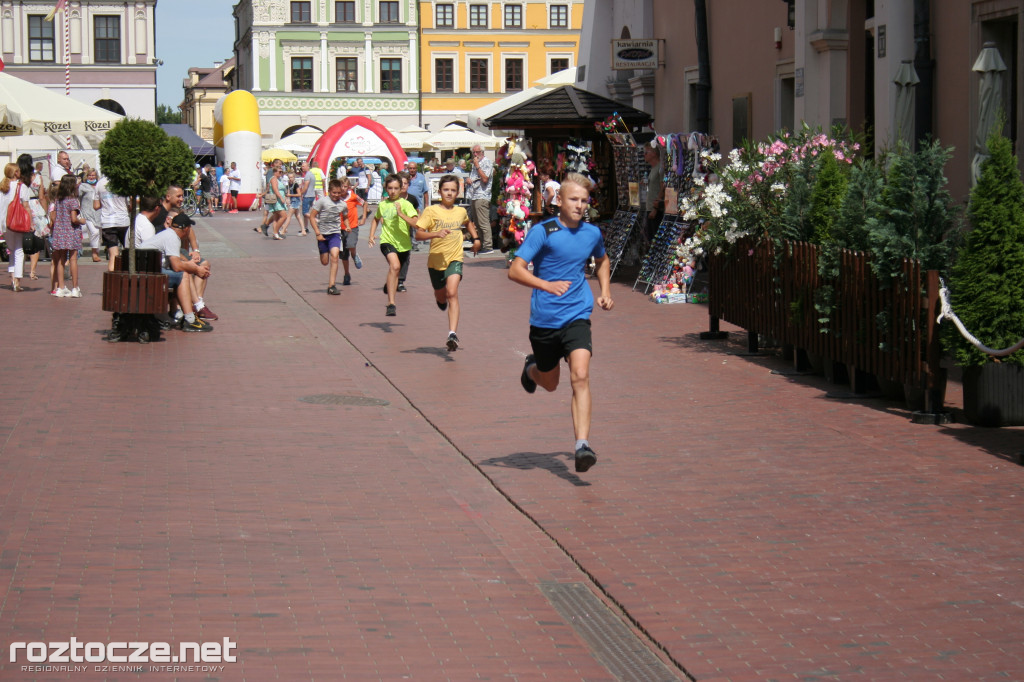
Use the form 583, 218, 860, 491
414, 174, 480, 350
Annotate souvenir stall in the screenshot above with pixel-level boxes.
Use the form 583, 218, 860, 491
636, 132, 719, 303
482, 85, 652, 266
595, 115, 650, 278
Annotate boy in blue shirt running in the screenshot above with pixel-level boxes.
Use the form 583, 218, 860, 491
508, 173, 614, 473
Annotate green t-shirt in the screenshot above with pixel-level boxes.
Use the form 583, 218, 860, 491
375, 197, 417, 251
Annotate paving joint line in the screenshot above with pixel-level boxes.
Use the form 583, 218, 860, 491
279, 275, 696, 682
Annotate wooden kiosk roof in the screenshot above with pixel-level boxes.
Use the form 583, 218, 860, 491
483, 85, 652, 131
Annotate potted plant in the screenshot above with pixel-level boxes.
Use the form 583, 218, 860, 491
98, 118, 193, 341
945, 128, 1024, 426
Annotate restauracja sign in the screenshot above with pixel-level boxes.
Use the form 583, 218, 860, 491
611, 39, 660, 70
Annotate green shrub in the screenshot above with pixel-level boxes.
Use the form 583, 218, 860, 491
946, 130, 1024, 368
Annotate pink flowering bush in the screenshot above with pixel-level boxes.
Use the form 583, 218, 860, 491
681, 125, 859, 255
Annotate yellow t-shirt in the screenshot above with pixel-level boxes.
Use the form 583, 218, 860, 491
418, 203, 470, 270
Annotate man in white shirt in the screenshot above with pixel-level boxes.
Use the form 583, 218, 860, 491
94, 175, 131, 272
129, 196, 162, 247
139, 213, 212, 332
227, 162, 242, 213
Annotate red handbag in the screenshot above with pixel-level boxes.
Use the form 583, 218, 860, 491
6, 184, 32, 233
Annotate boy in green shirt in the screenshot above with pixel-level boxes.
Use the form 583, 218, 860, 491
368, 174, 418, 316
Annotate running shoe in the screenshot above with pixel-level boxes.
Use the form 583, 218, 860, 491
520, 354, 537, 394
353, 254, 363, 269
69, 287, 82, 298
182, 317, 213, 332
327, 285, 340, 295
446, 332, 459, 352
385, 303, 396, 317
343, 274, 351, 286
397, 283, 407, 292
55, 287, 70, 298
437, 300, 448, 311
196, 305, 218, 320
574, 444, 597, 473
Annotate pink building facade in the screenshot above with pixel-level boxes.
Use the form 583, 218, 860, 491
577, 0, 1020, 203
0, 0, 157, 120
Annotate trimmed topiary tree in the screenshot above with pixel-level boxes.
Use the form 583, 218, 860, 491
946, 129, 1024, 369
98, 118, 193, 273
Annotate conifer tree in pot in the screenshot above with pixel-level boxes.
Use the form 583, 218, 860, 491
946, 129, 1024, 426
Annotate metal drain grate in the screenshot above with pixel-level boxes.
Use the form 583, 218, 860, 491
539, 582, 679, 682
299, 394, 390, 407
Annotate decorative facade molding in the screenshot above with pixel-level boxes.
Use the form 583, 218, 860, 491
257, 95, 417, 111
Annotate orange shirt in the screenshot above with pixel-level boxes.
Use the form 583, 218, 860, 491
344, 191, 362, 230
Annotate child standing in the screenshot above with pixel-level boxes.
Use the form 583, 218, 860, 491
308, 178, 349, 295
414, 174, 480, 351
368, 174, 418, 317
50, 174, 86, 298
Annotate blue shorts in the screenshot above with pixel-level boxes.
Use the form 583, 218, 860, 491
163, 268, 183, 289
317, 233, 342, 255
302, 196, 315, 215
290, 196, 301, 210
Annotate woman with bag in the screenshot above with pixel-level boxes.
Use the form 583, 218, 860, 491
50, 174, 85, 298
19, 154, 49, 281
0, 162, 29, 291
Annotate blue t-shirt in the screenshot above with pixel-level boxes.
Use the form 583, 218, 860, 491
407, 173, 428, 204
515, 217, 606, 329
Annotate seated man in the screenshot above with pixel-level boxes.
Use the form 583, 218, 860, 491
129, 196, 161, 248
157, 184, 218, 321
140, 213, 213, 332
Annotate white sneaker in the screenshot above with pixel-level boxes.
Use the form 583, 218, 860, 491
55, 287, 70, 298
69, 287, 82, 298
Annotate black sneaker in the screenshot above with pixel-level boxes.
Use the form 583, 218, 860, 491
397, 283, 407, 292
520, 354, 537, 394
343, 274, 351, 286
478, 248, 495, 255
327, 285, 340, 295
446, 332, 459, 352
574, 444, 597, 473
385, 303, 396, 317
182, 317, 213, 332
260, 223, 269, 236
436, 300, 448, 311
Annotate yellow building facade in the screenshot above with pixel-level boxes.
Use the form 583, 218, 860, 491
419, 0, 582, 128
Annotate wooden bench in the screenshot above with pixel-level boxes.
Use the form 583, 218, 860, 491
102, 250, 168, 315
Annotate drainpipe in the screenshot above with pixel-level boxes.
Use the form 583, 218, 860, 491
694, 0, 711, 134
913, 0, 933, 146
417, 0, 423, 128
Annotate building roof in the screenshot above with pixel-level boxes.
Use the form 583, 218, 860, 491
160, 124, 216, 156
483, 85, 652, 129
184, 57, 235, 90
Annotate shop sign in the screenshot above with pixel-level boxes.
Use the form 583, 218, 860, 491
611, 40, 659, 70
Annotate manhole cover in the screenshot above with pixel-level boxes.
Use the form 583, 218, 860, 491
299, 394, 389, 407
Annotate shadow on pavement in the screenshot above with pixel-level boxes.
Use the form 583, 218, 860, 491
401, 346, 455, 362
479, 451, 592, 487
940, 424, 1024, 465
359, 321, 404, 333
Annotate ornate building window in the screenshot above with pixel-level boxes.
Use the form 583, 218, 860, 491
94, 16, 121, 63
549, 4, 568, 29
291, 57, 314, 91
435, 58, 454, 92
28, 15, 55, 62
469, 4, 488, 28
470, 58, 488, 92
504, 5, 522, 29
335, 1, 355, 22
379, 1, 400, 23
336, 57, 358, 92
291, 1, 312, 23
381, 58, 402, 92
435, 3, 454, 28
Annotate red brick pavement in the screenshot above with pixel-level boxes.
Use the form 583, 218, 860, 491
0, 209, 1022, 681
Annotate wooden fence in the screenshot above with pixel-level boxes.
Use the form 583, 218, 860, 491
706, 238, 945, 410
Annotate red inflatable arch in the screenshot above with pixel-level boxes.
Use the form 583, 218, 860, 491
310, 116, 408, 175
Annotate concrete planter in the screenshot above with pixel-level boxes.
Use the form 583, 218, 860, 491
962, 363, 1024, 427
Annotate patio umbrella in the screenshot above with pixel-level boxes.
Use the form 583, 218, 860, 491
270, 126, 322, 153
0, 71, 121, 141
971, 42, 1008, 186
893, 60, 919, 149
423, 123, 500, 151
393, 124, 430, 151
262, 148, 298, 163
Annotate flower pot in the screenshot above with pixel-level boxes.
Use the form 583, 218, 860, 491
961, 363, 1024, 427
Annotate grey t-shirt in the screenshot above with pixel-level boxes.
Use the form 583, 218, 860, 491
310, 195, 347, 235
302, 171, 317, 198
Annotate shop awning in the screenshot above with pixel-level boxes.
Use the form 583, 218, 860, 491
160, 124, 216, 156
483, 85, 652, 129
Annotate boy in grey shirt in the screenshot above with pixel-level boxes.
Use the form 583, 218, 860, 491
308, 178, 349, 295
